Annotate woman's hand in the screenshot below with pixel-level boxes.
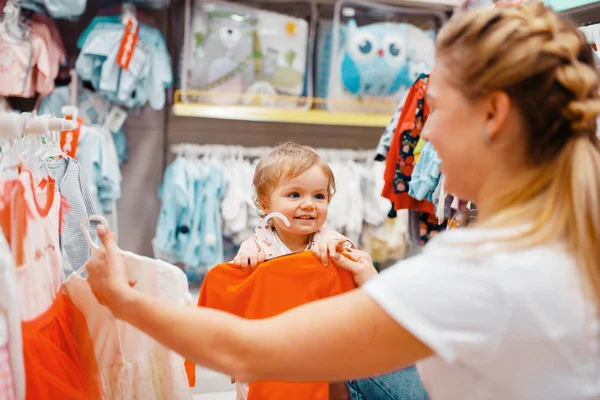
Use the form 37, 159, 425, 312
331, 248, 378, 287
85, 225, 137, 316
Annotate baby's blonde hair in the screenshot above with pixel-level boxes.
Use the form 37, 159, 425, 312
253, 142, 336, 217
438, 3, 600, 309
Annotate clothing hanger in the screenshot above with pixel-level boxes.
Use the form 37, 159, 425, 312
1, 0, 27, 42
255, 212, 291, 246
42, 130, 66, 161
75, 215, 109, 278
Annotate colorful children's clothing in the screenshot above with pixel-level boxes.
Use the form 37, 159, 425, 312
38, 85, 129, 165
154, 158, 226, 271
76, 16, 172, 110
0, 342, 15, 400
0, 232, 23, 400
409, 141, 441, 202
18, 0, 86, 19
184, 251, 357, 400
64, 251, 192, 400
381, 74, 434, 215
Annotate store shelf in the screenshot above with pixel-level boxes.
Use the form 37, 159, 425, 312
387, 0, 460, 7
172, 103, 392, 128
555, 0, 600, 25
316, 0, 459, 9
546, 0, 598, 12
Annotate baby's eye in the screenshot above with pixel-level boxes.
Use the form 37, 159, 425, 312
315, 193, 326, 200
287, 192, 300, 198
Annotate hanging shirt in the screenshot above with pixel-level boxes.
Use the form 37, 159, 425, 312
17, 0, 86, 20
375, 91, 408, 161
76, 16, 173, 110
409, 141, 441, 202
16, 171, 62, 320
0, 28, 52, 98
38, 85, 128, 165
4, 171, 100, 400
184, 251, 357, 400
154, 158, 226, 270
0, 232, 24, 400
64, 251, 193, 400
381, 74, 435, 214
43, 157, 99, 276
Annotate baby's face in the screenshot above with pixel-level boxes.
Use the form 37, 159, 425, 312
267, 165, 329, 236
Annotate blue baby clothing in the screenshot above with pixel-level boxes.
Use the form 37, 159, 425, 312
154, 158, 226, 272
408, 142, 441, 202
76, 125, 122, 216
76, 16, 173, 110
38, 85, 129, 165
18, 0, 86, 20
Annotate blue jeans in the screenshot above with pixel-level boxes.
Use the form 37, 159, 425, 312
347, 366, 429, 400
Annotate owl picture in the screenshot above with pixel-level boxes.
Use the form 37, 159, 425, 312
340, 20, 415, 97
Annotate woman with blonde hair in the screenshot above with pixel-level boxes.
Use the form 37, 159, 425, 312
86, 2, 600, 398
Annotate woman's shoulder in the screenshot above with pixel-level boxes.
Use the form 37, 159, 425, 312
425, 226, 571, 262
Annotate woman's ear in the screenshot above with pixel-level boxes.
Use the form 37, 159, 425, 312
484, 90, 512, 141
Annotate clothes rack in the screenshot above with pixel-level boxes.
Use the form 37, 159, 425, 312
170, 143, 375, 162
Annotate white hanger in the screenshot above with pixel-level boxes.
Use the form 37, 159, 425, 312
256, 212, 291, 245
42, 130, 66, 160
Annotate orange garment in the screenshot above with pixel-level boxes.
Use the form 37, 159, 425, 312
184, 251, 356, 400
22, 291, 100, 400
382, 77, 434, 214
0, 173, 53, 267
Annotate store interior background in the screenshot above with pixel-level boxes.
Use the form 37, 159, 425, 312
40, 0, 600, 398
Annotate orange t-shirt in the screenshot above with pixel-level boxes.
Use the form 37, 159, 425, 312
184, 251, 356, 400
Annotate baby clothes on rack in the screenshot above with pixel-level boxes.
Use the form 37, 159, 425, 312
381, 73, 434, 215
380, 74, 449, 248
17, 0, 86, 19
184, 251, 356, 400
42, 157, 99, 276
154, 157, 226, 272
155, 146, 400, 281
76, 16, 173, 110
64, 250, 192, 400
0, 0, 66, 98
4, 171, 101, 400
15, 171, 62, 320
76, 125, 122, 227
38, 85, 129, 165
409, 141, 441, 201
0, 232, 23, 400
375, 91, 408, 161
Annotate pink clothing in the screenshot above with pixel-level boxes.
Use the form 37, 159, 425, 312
0, 23, 58, 97
0, 343, 15, 400
63, 252, 192, 400
237, 226, 353, 262
30, 17, 66, 96
16, 172, 62, 321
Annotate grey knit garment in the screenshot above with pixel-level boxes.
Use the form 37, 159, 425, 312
43, 157, 99, 278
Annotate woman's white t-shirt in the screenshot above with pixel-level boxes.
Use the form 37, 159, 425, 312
363, 227, 600, 400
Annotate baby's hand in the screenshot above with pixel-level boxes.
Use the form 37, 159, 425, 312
232, 248, 266, 270
312, 236, 352, 267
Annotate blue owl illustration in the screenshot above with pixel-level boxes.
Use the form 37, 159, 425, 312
340, 20, 414, 96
